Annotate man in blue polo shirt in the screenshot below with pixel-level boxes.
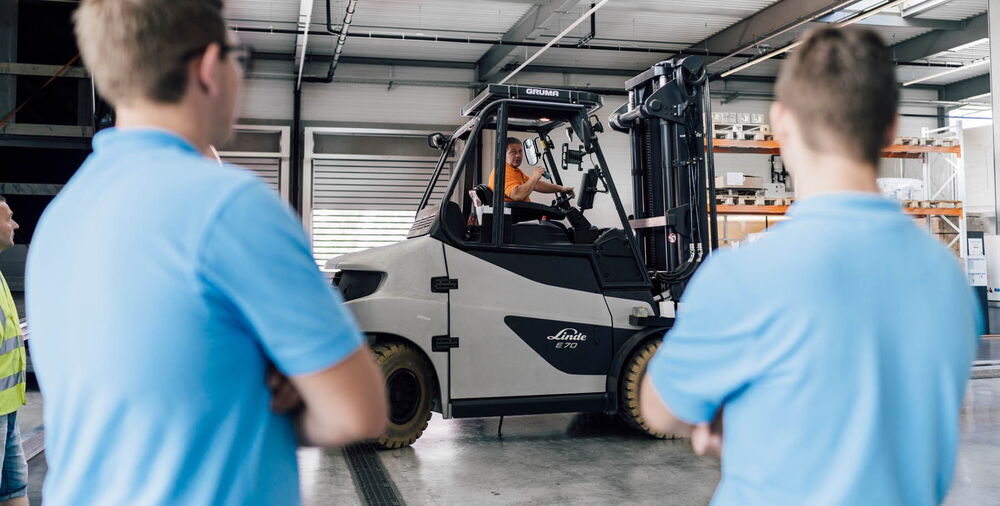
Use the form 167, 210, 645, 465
26, 1, 386, 504
639, 27, 980, 505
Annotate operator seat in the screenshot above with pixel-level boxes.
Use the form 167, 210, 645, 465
473, 184, 493, 206
471, 183, 570, 245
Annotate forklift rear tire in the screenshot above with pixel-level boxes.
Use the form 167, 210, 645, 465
372, 342, 435, 449
619, 338, 676, 439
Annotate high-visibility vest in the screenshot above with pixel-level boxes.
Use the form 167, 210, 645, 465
0, 272, 26, 416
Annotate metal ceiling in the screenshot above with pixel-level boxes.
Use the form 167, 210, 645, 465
224, 0, 994, 87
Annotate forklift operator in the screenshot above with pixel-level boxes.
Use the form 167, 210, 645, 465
488, 137, 574, 202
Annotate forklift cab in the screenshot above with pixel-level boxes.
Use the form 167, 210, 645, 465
328, 65, 711, 449
410, 85, 652, 294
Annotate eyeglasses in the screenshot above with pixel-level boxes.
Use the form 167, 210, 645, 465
222, 43, 254, 75
180, 42, 254, 76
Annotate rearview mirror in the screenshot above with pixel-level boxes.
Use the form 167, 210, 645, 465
523, 138, 541, 166
427, 132, 448, 150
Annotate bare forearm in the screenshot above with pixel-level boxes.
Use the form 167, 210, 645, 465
511, 175, 541, 201
291, 347, 388, 447
534, 179, 567, 194
639, 375, 694, 435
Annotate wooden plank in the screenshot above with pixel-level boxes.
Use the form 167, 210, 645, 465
711, 139, 962, 158
715, 205, 963, 217
716, 205, 789, 215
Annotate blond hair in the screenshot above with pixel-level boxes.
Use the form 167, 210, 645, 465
73, 0, 226, 106
775, 26, 899, 166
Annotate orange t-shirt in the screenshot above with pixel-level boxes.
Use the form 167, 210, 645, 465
487, 164, 531, 202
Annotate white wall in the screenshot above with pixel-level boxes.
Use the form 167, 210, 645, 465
963, 124, 996, 215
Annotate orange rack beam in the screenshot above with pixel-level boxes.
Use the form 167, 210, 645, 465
712, 139, 961, 159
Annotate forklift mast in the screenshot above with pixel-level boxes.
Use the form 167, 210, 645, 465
609, 57, 717, 301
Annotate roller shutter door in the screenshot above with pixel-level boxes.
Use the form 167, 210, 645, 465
223, 156, 283, 195
310, 156, 450, 271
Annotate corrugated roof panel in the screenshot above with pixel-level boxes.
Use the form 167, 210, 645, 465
760, 21, 933, 50
225, 0, 300, 24
525, 48, 665, 72
897, 62, 989, 85
231, 31, 297, 54
334, 37, 489, 61
546, 0, 784, 46
717, 53, 986, 86
314, 0, 532, 35
910, 0, 987, 21
712, 20, 935, 76
923, 37, 990, 65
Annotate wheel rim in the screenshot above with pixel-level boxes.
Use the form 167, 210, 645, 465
387, 368, 421, 425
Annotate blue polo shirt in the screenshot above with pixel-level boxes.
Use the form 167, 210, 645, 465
648, 193, 980, 506
26, 128, 363, 505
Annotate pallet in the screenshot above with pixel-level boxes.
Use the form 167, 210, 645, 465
712, 112, 766, 125
715, 196, 794, 206
894, 136, 959, 147
901, 199, 961, 209
713, 123, 774, 141
716, 188, 764, 197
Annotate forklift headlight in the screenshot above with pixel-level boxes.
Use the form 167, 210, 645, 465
332, 270, 386, 302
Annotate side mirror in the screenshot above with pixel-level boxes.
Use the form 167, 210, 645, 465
589, 115, 605, 133
427, 132, 448, 150
523, 138, 541, 166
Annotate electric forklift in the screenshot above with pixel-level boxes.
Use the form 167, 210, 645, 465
328, 57, 715, 448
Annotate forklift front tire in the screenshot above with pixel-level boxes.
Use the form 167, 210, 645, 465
372, 342, 435, 450
619, 338, 676, 439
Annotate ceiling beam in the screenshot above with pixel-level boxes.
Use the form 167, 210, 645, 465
688, 0, 855, 66
888, 13, 987, 63
293, 0, 315, 89
941, 74, 989, 102
329, 55, 475, 69
817, 11, 964, 30
475, 0, 581, 83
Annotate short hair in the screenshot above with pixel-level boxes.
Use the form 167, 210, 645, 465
0, 195, 5, 203
73, 0, 227, 106
775, 26, 898, 166
506, 137, 522, 149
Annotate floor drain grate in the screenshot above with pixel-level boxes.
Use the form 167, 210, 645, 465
343, 442, 405, 506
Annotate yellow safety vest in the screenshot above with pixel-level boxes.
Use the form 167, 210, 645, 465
0, 271, 26, 416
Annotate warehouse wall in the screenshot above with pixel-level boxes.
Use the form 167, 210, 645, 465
235, 65, 958, 233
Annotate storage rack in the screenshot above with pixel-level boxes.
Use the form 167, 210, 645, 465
712, 125, 966, 259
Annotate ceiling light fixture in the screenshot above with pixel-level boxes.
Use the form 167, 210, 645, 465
720, 0, 910, 78
498, 0, 610, 85
900, 0, 953, 18
902, 58, 990, 86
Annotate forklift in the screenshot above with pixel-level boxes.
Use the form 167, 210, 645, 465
328, 57, 715, 449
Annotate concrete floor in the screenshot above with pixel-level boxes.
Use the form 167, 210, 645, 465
16, 379, 1000, 505
11, 286, 1000, 505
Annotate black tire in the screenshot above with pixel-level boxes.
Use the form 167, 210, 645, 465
618, 338, 676, 439
372, 342, 435, 449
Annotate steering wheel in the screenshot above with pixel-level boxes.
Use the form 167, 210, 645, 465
505, 201, 567, 223
551, 192, 573, 211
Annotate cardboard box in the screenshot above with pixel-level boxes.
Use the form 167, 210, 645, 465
716, 173, 764, 189
720, 217, 769, 244
929, 218, 960, 234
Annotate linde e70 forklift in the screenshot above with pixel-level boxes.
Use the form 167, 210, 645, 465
328, 57, 716, 449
